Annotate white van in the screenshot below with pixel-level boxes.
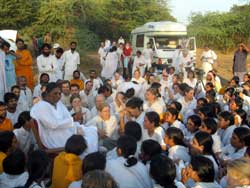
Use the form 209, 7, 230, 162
131, 21, 196, 67
0, 30, 18, 51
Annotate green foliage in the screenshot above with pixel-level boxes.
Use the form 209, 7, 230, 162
188, 4, 250, 52
1, 0, 174, 50
0, 0, 40, 29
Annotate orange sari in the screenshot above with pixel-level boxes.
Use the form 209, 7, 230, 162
15, 49, 34, 89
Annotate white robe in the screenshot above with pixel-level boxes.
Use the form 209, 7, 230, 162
17, 87, 33, 111
37, 54, 57, 82
0, 50, 7, 101
0, 171, 28, 188
106, 157, 153, 188
101, 51, 118, 79
30, 100, 76, 148
63, 50, 80, 80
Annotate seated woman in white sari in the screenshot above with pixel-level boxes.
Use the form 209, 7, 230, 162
70, 95, 92, 124
86, 103, 118, 150
106, 135, 153, 188
142, 111, 165, 149
131, 69, 146, 85
143, 87, 166, 116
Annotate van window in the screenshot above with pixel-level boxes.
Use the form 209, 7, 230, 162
136, 34, 144, 47
154, 36, 187, 50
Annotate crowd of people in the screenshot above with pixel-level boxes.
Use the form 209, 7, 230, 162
0, 35, 250, 188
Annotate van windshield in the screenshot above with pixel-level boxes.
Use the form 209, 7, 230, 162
154, 36, 187, 50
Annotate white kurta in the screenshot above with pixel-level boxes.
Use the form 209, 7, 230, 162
0, 172, 29, 188
133, 55, 146, 76
142, 48, 153, 68
101, 52, 118, 79
54, 55, 65, 80
63, 50, 80, 80
37, 54, 57, 82
106, 157, 153, 188
0, 50, 7, 101
201, 49, 217, 75
30, 100, 76, 148
17, 87, 33, 111
7, 109, 21, 125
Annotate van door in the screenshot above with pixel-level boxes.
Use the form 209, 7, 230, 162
186, 37, 196, 61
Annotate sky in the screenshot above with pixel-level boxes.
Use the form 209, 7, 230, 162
170, 0, 246, 23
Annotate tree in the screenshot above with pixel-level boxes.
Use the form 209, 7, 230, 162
0, 0, 40, 29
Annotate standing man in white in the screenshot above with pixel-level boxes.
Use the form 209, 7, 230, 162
201, 45, 217, 76
63, 42, 80, 80
37, 43, 57, 82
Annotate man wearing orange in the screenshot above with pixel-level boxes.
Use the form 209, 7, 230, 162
0, 102, 13, 132
15, 39, 34, 89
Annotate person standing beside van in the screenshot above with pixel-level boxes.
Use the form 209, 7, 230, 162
142, 42, 153, 71
233, 43, 249, 82
123, 42, 132, 76
200, 46, 217, 76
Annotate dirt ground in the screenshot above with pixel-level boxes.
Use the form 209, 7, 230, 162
81, 48, 241, 85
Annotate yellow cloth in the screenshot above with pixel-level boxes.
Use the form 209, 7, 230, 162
0, 118, 13, 132
70, 79, 84, 90
15, 49, 34, 89
52, 152, 82, 188
0, 152, 7, 174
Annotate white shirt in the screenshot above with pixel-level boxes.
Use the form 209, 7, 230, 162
177, 97, 196, 123
142, 126, 165, 146
86, 115, 118, 140
143, 99, 166, 115
201, 49, 217, 64
33, 84, 42, 98
168, 145, 190, 163
70, 107, 92, 124
54, 55, 65, 80
105, 157, 153, 188
170, 120, 188, 136
63, 50, 80, 78
133, 55, 146, 74
220, 144, 246, 160
212, 131, 222, 153
0, 49, 7, 101
193, 182, 222, 188
218, 125, 236, 147
0, 171, 28, 188
80, 90, 96, 109
18, 87, 33, 111
13, 127, 37, 154
37, 54, 57, 82
183, 78, 197, 88
7, 109, 21, 125
142, 48, 153, 67
30, 100, 76, 148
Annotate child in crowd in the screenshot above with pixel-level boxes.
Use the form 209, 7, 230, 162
181, 155, 222, 188
217, 111, 236, 146
13, 111, 37, 154
150, 154, 185, 188
0, 149, 28, 188
164, 127, 190, 163
185, 115, 201, 142
105, 135, 152, 188
52, 135, 87, 188
199, 117, 222, 154
163, 108, 187, 136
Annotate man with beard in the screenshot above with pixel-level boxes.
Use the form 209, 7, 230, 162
37, 43, 57, 82
33, 73, 50, 98
4, 92, 21, 125
70, 70, 84, 90
63, 42, 80, 80
0, 101, 13, 131
15, 39, 34, 89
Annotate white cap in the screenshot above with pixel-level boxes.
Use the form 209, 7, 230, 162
53, 43, 60, 49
